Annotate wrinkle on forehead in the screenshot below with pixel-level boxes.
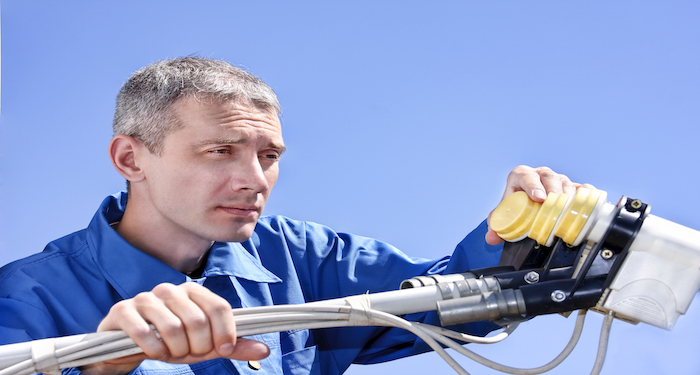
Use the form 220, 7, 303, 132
212, 106, 281, 132
169, 96, 285, 152
178, 94, 278, 117
172, 96, 282, 133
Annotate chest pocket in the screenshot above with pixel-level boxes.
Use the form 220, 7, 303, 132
281, 346, 320, 375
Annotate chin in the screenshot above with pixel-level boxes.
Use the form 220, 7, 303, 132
214, 223, 257, 243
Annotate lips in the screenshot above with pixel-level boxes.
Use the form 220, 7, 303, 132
217, 204, 260, 217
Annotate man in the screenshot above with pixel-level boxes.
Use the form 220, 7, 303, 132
0, 57, 578, 374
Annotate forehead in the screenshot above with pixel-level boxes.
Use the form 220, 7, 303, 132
169, 97, 283, 139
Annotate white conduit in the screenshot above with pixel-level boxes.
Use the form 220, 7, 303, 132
0, 300, 603, 375
0, 280, 614, 375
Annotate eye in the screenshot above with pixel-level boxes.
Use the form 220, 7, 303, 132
260, 151, 281, 161
209, 148, 231, 155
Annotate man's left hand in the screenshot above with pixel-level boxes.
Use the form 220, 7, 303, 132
485, 165, 591, 245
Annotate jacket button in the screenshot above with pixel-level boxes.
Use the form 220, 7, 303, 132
248, 360, 262, 370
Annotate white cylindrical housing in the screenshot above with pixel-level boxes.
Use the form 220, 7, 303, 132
599, 214, 700, 329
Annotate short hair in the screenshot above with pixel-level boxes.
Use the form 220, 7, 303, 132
112, 57, 281, 155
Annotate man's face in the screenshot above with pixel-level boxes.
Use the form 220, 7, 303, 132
139, 97, 285, 244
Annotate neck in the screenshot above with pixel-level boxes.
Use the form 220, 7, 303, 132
115, 199, 213, 274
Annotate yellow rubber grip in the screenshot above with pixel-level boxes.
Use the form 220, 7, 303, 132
491, 187, 603, 246
529, 192, 570, 245
489, 191, 541, 241
554, 187, 602, 244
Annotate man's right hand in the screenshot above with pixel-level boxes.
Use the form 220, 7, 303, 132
80, 282, 270, 375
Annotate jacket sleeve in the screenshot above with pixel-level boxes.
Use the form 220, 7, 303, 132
350, 220, 504, 364
0, 297, 61, 345
262, 217, 503, 367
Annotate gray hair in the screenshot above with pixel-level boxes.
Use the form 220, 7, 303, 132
112, 57, 281, 155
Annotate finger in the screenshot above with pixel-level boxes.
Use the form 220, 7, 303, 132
485, 211, 505, 245
98, 297, 173, 361
541, 171, 576, 195
576, 183, 596, 191
539, 170, 577, 196
561, 176, 576, 196
485, 227, 505, 246
180, 282, 237, 357
535, 167, 568, 195
164, 338, 270, 365
228, 338, 271, 361
151, 283, 213, 358
504, 166, 547, 202
137, 293, 196, 360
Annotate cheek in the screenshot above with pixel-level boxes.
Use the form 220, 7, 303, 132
152, 159, 219, 198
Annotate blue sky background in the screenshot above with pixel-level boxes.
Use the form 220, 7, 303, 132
1, 1, 699, 374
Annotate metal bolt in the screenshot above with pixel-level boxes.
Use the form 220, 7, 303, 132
524, 271, 540, 284
601, 249, 614, 260
551, 290, 567, 303
631, 200, 642, 209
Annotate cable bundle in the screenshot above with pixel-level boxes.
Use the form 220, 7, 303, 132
0, 293, 614, 375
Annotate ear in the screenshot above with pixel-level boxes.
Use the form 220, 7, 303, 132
109, 134, 147, 183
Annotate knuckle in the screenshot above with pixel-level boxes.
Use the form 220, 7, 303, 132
510, 165, 532, 176
108, 299, 133, 316
535, 166, 556, 178
179, 281, 209, 296
186, 312, 210, 330
132, 291, 161, 309
210, 300, 232, 315
180, 281, 203, 290
209, 290, 230, 306
152, 282, 178, 297
133, 291, 154, 302
206, 304, 233, 325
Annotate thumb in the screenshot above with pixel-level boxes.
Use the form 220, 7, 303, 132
485, 227, 505, 246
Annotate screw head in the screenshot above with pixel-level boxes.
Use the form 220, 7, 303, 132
551, 290, 567, 302
601, 249, 614, 259
631, 200, 642, 209
524, 271, 540, 284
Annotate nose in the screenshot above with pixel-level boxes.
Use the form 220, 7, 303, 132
231, 154, 269, 194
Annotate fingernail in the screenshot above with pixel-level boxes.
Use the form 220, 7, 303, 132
533, 189, 547, 200
219, 343, 234, 356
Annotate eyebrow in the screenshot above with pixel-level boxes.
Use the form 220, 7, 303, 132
271, 141, 287, 154
195, 138, 287, 153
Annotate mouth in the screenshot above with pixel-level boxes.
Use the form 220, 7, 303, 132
217, 204, 261, 218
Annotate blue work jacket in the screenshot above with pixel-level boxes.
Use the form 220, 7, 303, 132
0, 192, 502, 374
